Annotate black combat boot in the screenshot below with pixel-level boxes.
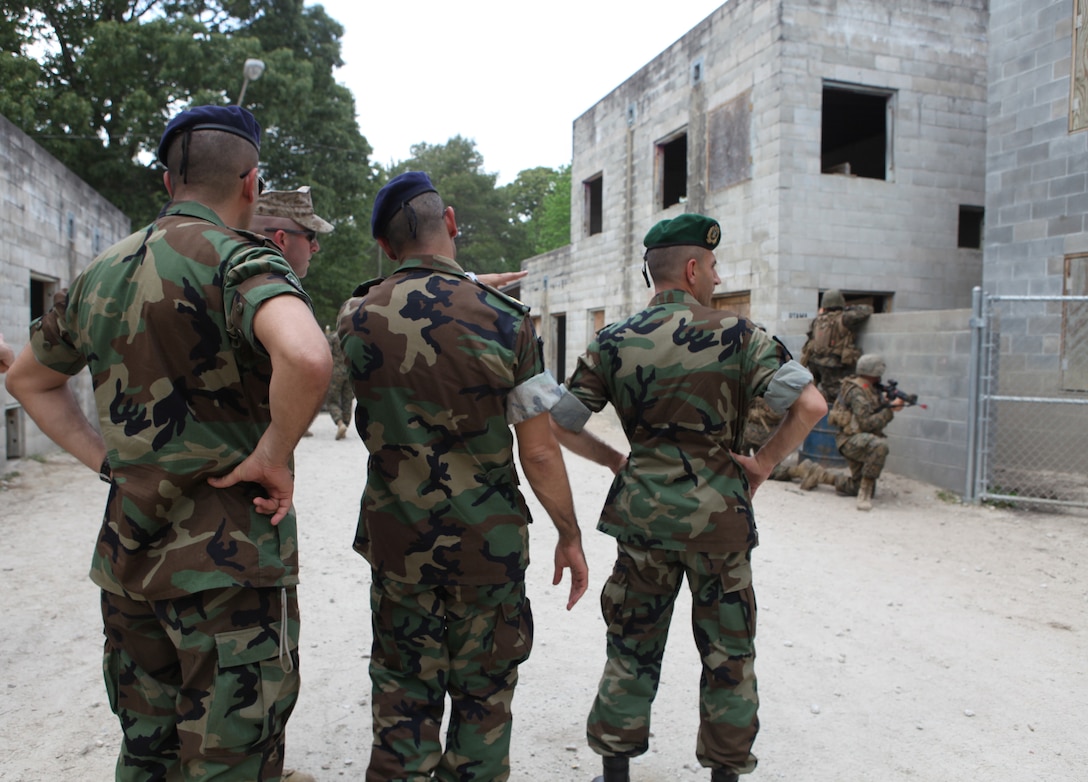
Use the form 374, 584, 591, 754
710, 768, 739, 782
590, 755, 630, 782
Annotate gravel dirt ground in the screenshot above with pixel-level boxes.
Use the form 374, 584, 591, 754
1, 410, 1085, 781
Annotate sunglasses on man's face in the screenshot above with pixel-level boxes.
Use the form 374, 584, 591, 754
279, 228, 317, 243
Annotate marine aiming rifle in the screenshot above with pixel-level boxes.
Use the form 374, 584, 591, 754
875, 379, 927, 410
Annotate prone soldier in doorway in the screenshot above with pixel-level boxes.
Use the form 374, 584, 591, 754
800, 289, 873, 403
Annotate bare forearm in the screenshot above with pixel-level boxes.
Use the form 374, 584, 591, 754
755, 383, 827, 470
253, 296, 333, 465
549, 416, 626, 473
5, 349, 105, 472
521, 446, 581, 540
517, 416, 582, 541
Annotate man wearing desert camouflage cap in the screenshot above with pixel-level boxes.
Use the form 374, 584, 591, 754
251, 185, 334, 280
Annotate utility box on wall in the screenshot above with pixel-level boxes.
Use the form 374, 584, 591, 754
5, 406, 23, 460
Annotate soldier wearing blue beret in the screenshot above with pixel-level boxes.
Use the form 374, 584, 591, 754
340, 169, 589, 782
6, 104, 329, 782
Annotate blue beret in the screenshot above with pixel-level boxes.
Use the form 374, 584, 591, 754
643, 213, 721, 252
371, 171, 438, 238
157, 105, 262, 166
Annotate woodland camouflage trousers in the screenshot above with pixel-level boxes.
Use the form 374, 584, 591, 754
587, 542, 759, 776
366, 576, 533, 782
101, 585, 301, 781
835, 432, 890, 494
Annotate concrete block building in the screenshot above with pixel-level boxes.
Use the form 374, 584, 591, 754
1, 113, 130, 460
523, 0, 989, 380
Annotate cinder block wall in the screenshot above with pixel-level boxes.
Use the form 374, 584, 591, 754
778, 309, 974, 495
776, 0, 988, 318
1, 114, 130, 460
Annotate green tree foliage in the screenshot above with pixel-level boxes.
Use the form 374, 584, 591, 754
501, 164, 571, 256
390, 136, 522, 274
1, 2, 572, 323
0, 0, 376, 328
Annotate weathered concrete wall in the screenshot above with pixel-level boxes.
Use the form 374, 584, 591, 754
776, 0, 989, 317
985, 0, 1086, 386
1, 113, 130, 460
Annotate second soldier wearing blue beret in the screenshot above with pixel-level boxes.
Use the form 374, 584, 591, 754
337, 170, 589, 782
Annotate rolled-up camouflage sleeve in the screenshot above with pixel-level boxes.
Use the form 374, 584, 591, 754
223, 247, 312, 353
29, 290, 86, 376
507, 370, 564, 425
550, 385, 593, 432
763, 359, 814, 414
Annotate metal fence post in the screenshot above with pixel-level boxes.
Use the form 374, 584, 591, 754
964, 287, 984, 502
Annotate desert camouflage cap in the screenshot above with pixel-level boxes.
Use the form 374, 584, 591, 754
255, 186, 334, 234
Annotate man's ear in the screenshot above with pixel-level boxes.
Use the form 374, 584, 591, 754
163, 171, 174, 197
444, 206, 459, 239
377, 236, 398, 262
685, 257, 699, 284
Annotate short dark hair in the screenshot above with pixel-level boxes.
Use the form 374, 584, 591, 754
165, 129, 258, 192
382, 192, 446, 253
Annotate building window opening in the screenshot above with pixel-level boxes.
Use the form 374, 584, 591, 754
659, 133, 688, 209
958, 205, 984, 249
552, 313, 567, 378
30, 276, 58, 321
585, 175, 603, 236
821, 85, 891, 180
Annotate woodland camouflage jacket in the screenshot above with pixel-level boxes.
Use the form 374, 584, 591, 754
337, 255, 547, 586
565, 289, 790, 553
30, 201, 311, 600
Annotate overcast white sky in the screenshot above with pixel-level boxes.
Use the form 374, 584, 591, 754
307, 0, 725, 184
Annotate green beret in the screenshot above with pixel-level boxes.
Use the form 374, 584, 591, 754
643, 213, 721, 252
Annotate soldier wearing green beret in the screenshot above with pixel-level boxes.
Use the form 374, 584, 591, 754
549, 213, 827, 782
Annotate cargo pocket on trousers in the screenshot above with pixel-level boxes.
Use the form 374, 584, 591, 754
599, 570, 631, 636
203, 621, 300, 755
488, 596, 534, 672
717, 584, 757, 658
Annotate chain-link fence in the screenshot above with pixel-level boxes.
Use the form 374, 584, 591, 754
966, 289, 1088, 508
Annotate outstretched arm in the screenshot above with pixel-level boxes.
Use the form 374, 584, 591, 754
515, 413, 588, 610
0, 333, 15, 374
549, 415, 627, 475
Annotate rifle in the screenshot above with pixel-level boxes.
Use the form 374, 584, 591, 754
876, 379, 927, 410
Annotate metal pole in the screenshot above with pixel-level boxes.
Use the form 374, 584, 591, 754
964, 286, 984, 502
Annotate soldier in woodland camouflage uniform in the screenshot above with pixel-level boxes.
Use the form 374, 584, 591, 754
252, 186, 337, 440
5, 105, 331, 782
337, 171, 589, 782
549, 214, 826, 782
324, 329, 353, 439
799, 289, 872, 403
827, 353, 905, 510
742, 397, 821, 487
